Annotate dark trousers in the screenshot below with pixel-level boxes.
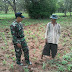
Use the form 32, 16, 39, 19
42, 43, 58, 58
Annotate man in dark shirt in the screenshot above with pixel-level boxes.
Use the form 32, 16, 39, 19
10, 12, 32, 66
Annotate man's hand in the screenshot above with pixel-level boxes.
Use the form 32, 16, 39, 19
17, 43, 22, 48
45, 39, 48, 44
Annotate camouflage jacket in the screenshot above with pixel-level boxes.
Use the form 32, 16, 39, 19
10, 21, 24, 44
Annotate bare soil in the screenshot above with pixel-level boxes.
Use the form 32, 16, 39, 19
0, 23, 72, 72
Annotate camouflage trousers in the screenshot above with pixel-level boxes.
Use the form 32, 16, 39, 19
13, 38, 29, 63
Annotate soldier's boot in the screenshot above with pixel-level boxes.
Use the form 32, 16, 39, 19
25, 60, 32, 65
16, 62, 24, 66
16, 59, 24, 66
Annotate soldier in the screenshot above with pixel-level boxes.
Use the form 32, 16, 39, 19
10, 12, 32, 66
41, 14, 61, 59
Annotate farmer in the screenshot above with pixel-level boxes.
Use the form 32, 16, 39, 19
10, 12, 32, 66
41, 14, 61, 59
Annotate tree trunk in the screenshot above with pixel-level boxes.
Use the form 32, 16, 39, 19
70, 9, 71, 16
64, 10, 66, 16
7, 0, 16, 14
13, 6, 16, 14
70, 12, 71, 16
5, 7, 8, 14
5, 4, 8, 14
13, 0, 16, 14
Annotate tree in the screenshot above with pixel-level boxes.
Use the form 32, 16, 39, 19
3, 0, 9, 14
63, 0, 69, 16
56, 0, 64, 13
0, 0, 9, 14
25, 0, 57, 19
0, 0, 4, 12
57, 0, 72, 16
5, 0, 17, 14
68, 0, 72, 16
16, 0, 26, 12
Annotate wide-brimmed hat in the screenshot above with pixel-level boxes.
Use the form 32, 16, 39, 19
50, 14, 58, 19
15, 12, 24, 18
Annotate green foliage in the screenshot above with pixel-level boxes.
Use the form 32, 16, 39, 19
23, 67, 29, 72
42, 62, 46, 69
1, 46, 6, 50
63, 38, 66, 42
12, 57, 16, 61
67, 64, 72, 71
6, 54, 10, 58
61, 60, 68, 65
10, 63, 14, 69
39, 45, 41, 49
63, 55, 70, 60
57, 0, 72, 16
57, 53, 61, 58
33, 57, 37, 61
33, 49, 36, 54
57, 65, 66, 72
2, 60, 6, 65
64, 51, 66, 54
26, 0, 57, 19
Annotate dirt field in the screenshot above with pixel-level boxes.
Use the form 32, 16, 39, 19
0, 23, 72, 72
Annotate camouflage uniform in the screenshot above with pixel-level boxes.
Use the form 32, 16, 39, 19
10, 21, 29, 64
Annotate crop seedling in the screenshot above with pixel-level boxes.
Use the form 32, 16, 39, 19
69, 47, 72, 51
1, 46, 5, 50
33, 49, 36, 54
63, 55, 70, 61
24, 30, 27, 34
70, 58, 72, 61
47, 59, 55, 65
2, 32, 5, 40
41, 37, 44, 40
26, 39, 29, 43
5, 42, 8, 46
29, 30, 32, 34
56, 63, 60, 66
10, 63, 14, 69
39, 45, 41, 49
64, 51, 66, 54
3, 60, 6, 65
67, 64, 72, 71
12, 57, 15, 61
32, 35, 36, 39
42, 62, 46, 70
57, 53, 61, 58
6, 54, 10, 58
61, 60, 68, 65
57, 65, 66, 72
23, 67, 29, 72
10, 49, 15, 52
33, 57, 37, 61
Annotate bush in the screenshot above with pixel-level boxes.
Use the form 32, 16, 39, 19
26, 0, 57, 19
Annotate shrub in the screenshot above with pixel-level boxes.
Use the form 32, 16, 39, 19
26, 0, 57, 19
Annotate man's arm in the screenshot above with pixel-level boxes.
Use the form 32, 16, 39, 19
58, 24, 61, 36
45, 24, 49, 43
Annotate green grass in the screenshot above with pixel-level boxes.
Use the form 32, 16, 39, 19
55, 12, 72, 16
0, 12, 72, 29
0, 13, 29, 19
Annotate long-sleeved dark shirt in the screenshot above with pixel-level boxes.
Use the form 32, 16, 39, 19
10, 21, 24, 44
